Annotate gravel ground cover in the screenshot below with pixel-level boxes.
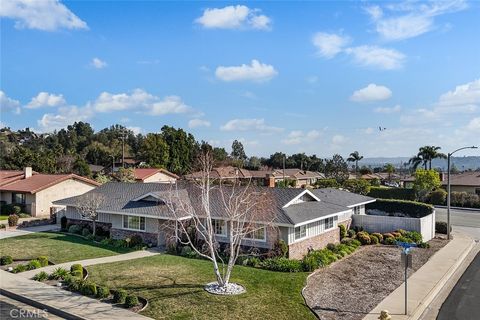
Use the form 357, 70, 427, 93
303, 236, 448, 320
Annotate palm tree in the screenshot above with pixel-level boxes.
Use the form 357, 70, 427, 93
347, 151, 363, 174
409, 146, 447, 170
384, 163, 395, 182
408, 154, 427, 170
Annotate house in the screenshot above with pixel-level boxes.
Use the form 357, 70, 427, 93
0, 167, 100, 217
185, 166, 324, 188
54, 182, 375, 259
441, 171, 480, 195
133, 168, 179, 183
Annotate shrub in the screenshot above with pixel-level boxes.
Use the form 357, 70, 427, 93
12, 205, 22, 215
342, 179, 371, 195
8, 214, 19, 227
368, 187, 416, 201
315, 178, 340, 188
260, 257, 304, 272
37, 256, 48, 267
418, 242, 430, 248
129, 234, 144, 248
273, 240, 289, 258
96, 286, 110, 299
370, 234, 379, 244
27, 259, 42, 270
371, 233, 383, 242
68, 224, 82, 234
326, 243, 336, 251
33, 271, 49, 282
450, 192, 480, 209
70, 264, 83, 273
384, 237, 396, 245
0, 255, 13, 265
302, 254, 320, 271
339, 224, 347, 240
391, 232, 401, 238
396, 236, 413, 244
341, 238, 361, 248
81, 282, 97, 296
405, 231, 422, 244
429, 189, 447, 205
396, 229, 407, 236
383, 233, 393, 239
125, 295, 139, 308
180, 246, 197, 258
12, 264, 27, 273
366, 199, 433, 218
82, 228, 91, 237
245, 257, 261, 268
347, 229, 356, 238
113, 289, 128, 304
357, 232, 371, 245
435, 221, 451, 234
307, 249, 338, 267
68, 278, 83, 292
49, 267, 69, 280
60, 216, 68, 230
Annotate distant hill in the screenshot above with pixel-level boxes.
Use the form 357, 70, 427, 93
358, 156, 480, 171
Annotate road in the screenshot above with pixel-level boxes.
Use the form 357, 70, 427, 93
437, 251, 480, 320
435, 207, 480, 240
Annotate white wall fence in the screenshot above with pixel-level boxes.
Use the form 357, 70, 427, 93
351, 211, 435, 242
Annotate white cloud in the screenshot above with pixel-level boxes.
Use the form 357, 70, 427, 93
312, 32, 350, 58
374, 105, 402, 114
466, 117, 480, 131
148, 96, 193, 116
282, 130, 320, 145
215, 60, 278, 82
188, 118, 211, 128
0, 0, 88, 31
350, 84, 392, 102
38, 105, 93, 132
365, 1, 467, 41
195, 5, 271, 30
437, 78, 480, 110
332, 134, 346, 144
0, 91, 21, 114
127, 126, 142, 135
345, 45, 405, 70
25, 92, 66, 109
91, 57, 107, 69
364, 127, 375, 134
220, 118, 282, 133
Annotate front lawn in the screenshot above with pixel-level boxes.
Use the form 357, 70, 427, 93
0, 215, 9, 221
87, 254, 314, 320
0, 232, 135, 263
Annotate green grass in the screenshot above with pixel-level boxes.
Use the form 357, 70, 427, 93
0, 215, 9, 221
0, 232, 134, 263
87, 254, 314, 320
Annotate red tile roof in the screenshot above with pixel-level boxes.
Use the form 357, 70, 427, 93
134, 168, 179, 181
0, 172, 100, 194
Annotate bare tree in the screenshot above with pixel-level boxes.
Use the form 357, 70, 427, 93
76, 193, 106, 237
166, 149, 276, 291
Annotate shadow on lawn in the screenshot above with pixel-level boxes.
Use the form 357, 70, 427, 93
43, 231, 133, 254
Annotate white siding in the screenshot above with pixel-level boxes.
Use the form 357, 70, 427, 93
287, 215, 339, 244
62, 206, 112, 223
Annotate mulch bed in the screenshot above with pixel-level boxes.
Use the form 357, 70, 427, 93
303, 236, 448, 320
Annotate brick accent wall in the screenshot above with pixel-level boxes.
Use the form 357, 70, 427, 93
288, 227, 340, 259
66, 218, 112, 232
111, 228, 158, 246
338, 218, 352, 230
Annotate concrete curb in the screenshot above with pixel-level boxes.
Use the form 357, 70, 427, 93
434, 205, 480, 212
409, 238, 476, 320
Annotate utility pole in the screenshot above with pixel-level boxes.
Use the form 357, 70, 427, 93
121, 128, 125, 169
283, 155, 286, 184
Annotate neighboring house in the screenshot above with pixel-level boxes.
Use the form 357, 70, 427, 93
0, 167, 100, 217
55, 182, 375, 259
185, 166, 324, 188
441, 172, 480, 195
88, 164, 105, 175
133, 168, 179, 183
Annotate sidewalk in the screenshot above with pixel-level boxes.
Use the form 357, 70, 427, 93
0, 224, 59, 239
363, 231, 475, 320
20, 249, 160, 278
0, 270, 152, 320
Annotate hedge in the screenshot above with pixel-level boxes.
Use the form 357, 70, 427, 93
368, 187, 416, 201
366, 199, 434, 218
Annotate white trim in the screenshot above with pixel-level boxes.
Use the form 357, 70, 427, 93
282, 189, 321, 208
244, 227, 267, 242
212, 219, 227, 236
346, 199, 376, 208
132, 192, 165, 202
122, 215, 146, 232
293, 209, 351, 227
293, 225, 307, 241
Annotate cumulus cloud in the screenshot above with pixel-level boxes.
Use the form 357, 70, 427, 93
282, 130, 320, 145
127, 126, 142, 135
25, 92, 66, 109
345, 45, 405, 70
466, 117, 480, 131
365, 1, 467, 41
188, 119, 211, 128
195, 5, 271, 30
91, 58, 107, 69
0, 0, 88, 31
220, 118, 282, 133
38, 105, 94, 132
332, 134, 347, 145
374, 105, 402, 114
215, 60, 278, 82
312, 32, 350, 58
0, 91, 21, 114
350, 84, 392, 102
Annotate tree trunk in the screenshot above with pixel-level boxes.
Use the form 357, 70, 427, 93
92, 220, 96, 237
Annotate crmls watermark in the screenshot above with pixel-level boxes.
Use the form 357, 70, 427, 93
9, 308, 48, 318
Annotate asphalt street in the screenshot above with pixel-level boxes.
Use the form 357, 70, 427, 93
434, 207, 480, 240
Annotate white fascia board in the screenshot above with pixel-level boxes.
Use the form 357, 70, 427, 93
283, 189, 321, 208
346, 199, 376, 208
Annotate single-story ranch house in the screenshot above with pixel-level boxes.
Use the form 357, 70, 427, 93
55, 183, 375, 259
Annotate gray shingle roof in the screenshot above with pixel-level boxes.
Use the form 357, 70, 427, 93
282, 201, 349, 225
312, 188, 375, 207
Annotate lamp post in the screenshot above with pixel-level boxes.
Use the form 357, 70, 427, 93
447, 146, 478, 240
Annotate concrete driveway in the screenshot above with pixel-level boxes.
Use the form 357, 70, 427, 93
0, 225, 59, 240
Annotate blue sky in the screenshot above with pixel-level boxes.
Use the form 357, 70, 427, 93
1, 0, 479, 158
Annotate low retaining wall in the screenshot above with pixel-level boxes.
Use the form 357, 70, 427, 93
351, 211, 435, 241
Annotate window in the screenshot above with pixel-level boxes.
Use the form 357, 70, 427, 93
212, 219, 226, 236
324, 217, 334, 229
294, 225, 307, 240
12, 193, 26, 205
122, 215, 146, 231
353, 206, 360, 215
245, 226, 266, 241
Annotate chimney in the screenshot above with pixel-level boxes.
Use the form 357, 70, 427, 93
24, 167, 32, 179
266, 174, 275, 188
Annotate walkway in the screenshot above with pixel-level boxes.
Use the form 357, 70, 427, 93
0, 270, 152, 320
20, 249, 160, 278
363, 231, 476, 320
0, 224, 59, 240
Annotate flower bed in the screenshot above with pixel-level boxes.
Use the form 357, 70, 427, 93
0, 255, 53, 273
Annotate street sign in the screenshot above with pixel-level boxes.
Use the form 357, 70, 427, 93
401, 252, 413, 268
397, 241, 417, 315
